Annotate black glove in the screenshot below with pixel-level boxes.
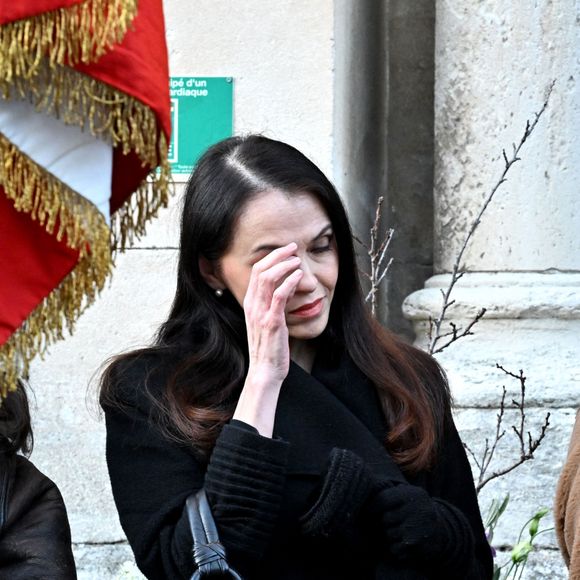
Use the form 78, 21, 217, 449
372, 483, 475, 570
300, 447, 380, 537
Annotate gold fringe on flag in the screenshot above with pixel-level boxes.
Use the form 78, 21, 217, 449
111, 131, 171, 250
1, 61, 171, 250
0, 0, 138, 83
0, 134, 113, 399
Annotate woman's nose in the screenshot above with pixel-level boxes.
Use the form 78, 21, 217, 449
296, 260, 318, 293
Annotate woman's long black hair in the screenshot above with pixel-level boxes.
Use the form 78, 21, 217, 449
100, 135, 451, 472
0, 379, 33, 456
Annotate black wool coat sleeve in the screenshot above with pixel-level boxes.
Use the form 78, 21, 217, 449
103, 351, 493, 580
103, 355, 290, 579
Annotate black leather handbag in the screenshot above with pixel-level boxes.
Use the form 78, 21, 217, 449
186, 489, 243, 579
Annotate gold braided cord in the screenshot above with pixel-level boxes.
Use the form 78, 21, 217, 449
0, 135, 112, 399
0, 0, 138, 83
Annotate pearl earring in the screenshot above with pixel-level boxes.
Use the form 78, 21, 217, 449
215, 289, 224, 298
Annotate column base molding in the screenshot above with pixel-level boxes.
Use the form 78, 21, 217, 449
402, 272, 580, 407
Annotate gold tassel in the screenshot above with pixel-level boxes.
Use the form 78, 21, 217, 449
2, 62, 162, 170
111, 132, 171, 250
0, 135, 113, 400
0, 250, 111, 400
0, 133, 112, 256
1, 62, 172, 250
0, 0, 138, 83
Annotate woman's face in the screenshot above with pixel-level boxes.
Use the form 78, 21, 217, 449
208, 189, 339, 341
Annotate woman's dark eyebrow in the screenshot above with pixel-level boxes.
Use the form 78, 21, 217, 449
251, 224, 333, 254
312, 224, 333, 241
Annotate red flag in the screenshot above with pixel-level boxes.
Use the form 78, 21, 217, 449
0, 0, 170, 398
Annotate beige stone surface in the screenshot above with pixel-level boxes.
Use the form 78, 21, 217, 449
434, 0, 580, 272
74, 543, 144, 580
403, 273, 580, 408
165, 0, 335, 181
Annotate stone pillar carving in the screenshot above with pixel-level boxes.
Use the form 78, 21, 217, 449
403, 2, 579, 575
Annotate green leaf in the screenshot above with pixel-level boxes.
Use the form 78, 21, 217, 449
486, 494, 510, 529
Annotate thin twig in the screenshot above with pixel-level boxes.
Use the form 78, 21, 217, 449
428, 82, 555, 355
354, 196, 395, 317
352, 234, 367, 249
431, 308, 487, 355
471, 365, 551, 493
476, 386, 507, 488
463, 442, 484, 472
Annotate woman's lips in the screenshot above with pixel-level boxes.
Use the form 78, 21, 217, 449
289, 297, 324, 318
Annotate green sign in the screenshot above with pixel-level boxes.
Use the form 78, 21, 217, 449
168, 77, 233, 175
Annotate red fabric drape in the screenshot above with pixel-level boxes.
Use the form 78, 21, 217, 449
0, 0, 170, 382
0, 1, 83, 24
73, 0, 170, 138
0, 189, 79, 344
73, 0, 170, 214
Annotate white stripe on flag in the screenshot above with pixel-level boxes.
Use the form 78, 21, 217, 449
0, 98, 112, 224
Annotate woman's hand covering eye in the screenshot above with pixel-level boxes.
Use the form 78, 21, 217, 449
243, 242, 302, 385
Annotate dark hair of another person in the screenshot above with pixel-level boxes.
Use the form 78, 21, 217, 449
0, 379, 34, 456
100, 135, 452, 473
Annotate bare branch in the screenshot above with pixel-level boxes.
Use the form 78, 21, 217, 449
431, 308, 487, 355
428, 83, 554, 355
352, 234, 368, 251
469, 385, 508, 489
472, 365, 551, 493
479, 387, 508, 485
375, 257, 394, 286
496, 363, 525, 382
376, 228, 395, 270
355, 196, 396, 317
464, 442, 483, 472
477, 412, 550, 491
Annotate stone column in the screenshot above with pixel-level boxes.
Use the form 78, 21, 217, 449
404, 2, 579, 577
333, 0, 435, 338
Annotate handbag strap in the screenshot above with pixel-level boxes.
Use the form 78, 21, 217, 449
186, 488, 243, 579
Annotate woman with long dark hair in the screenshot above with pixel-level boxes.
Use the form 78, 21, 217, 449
101, 135, 493, 579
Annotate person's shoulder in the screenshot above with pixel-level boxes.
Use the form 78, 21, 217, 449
102, 348, 181, 409
13, 455, 52, 484
10, 455, 64, 505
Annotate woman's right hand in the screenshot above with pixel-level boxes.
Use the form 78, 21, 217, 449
233, 242, 303, 436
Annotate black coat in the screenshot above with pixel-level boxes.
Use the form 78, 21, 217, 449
0, 454, 77, 580
104, 349, 493, 579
